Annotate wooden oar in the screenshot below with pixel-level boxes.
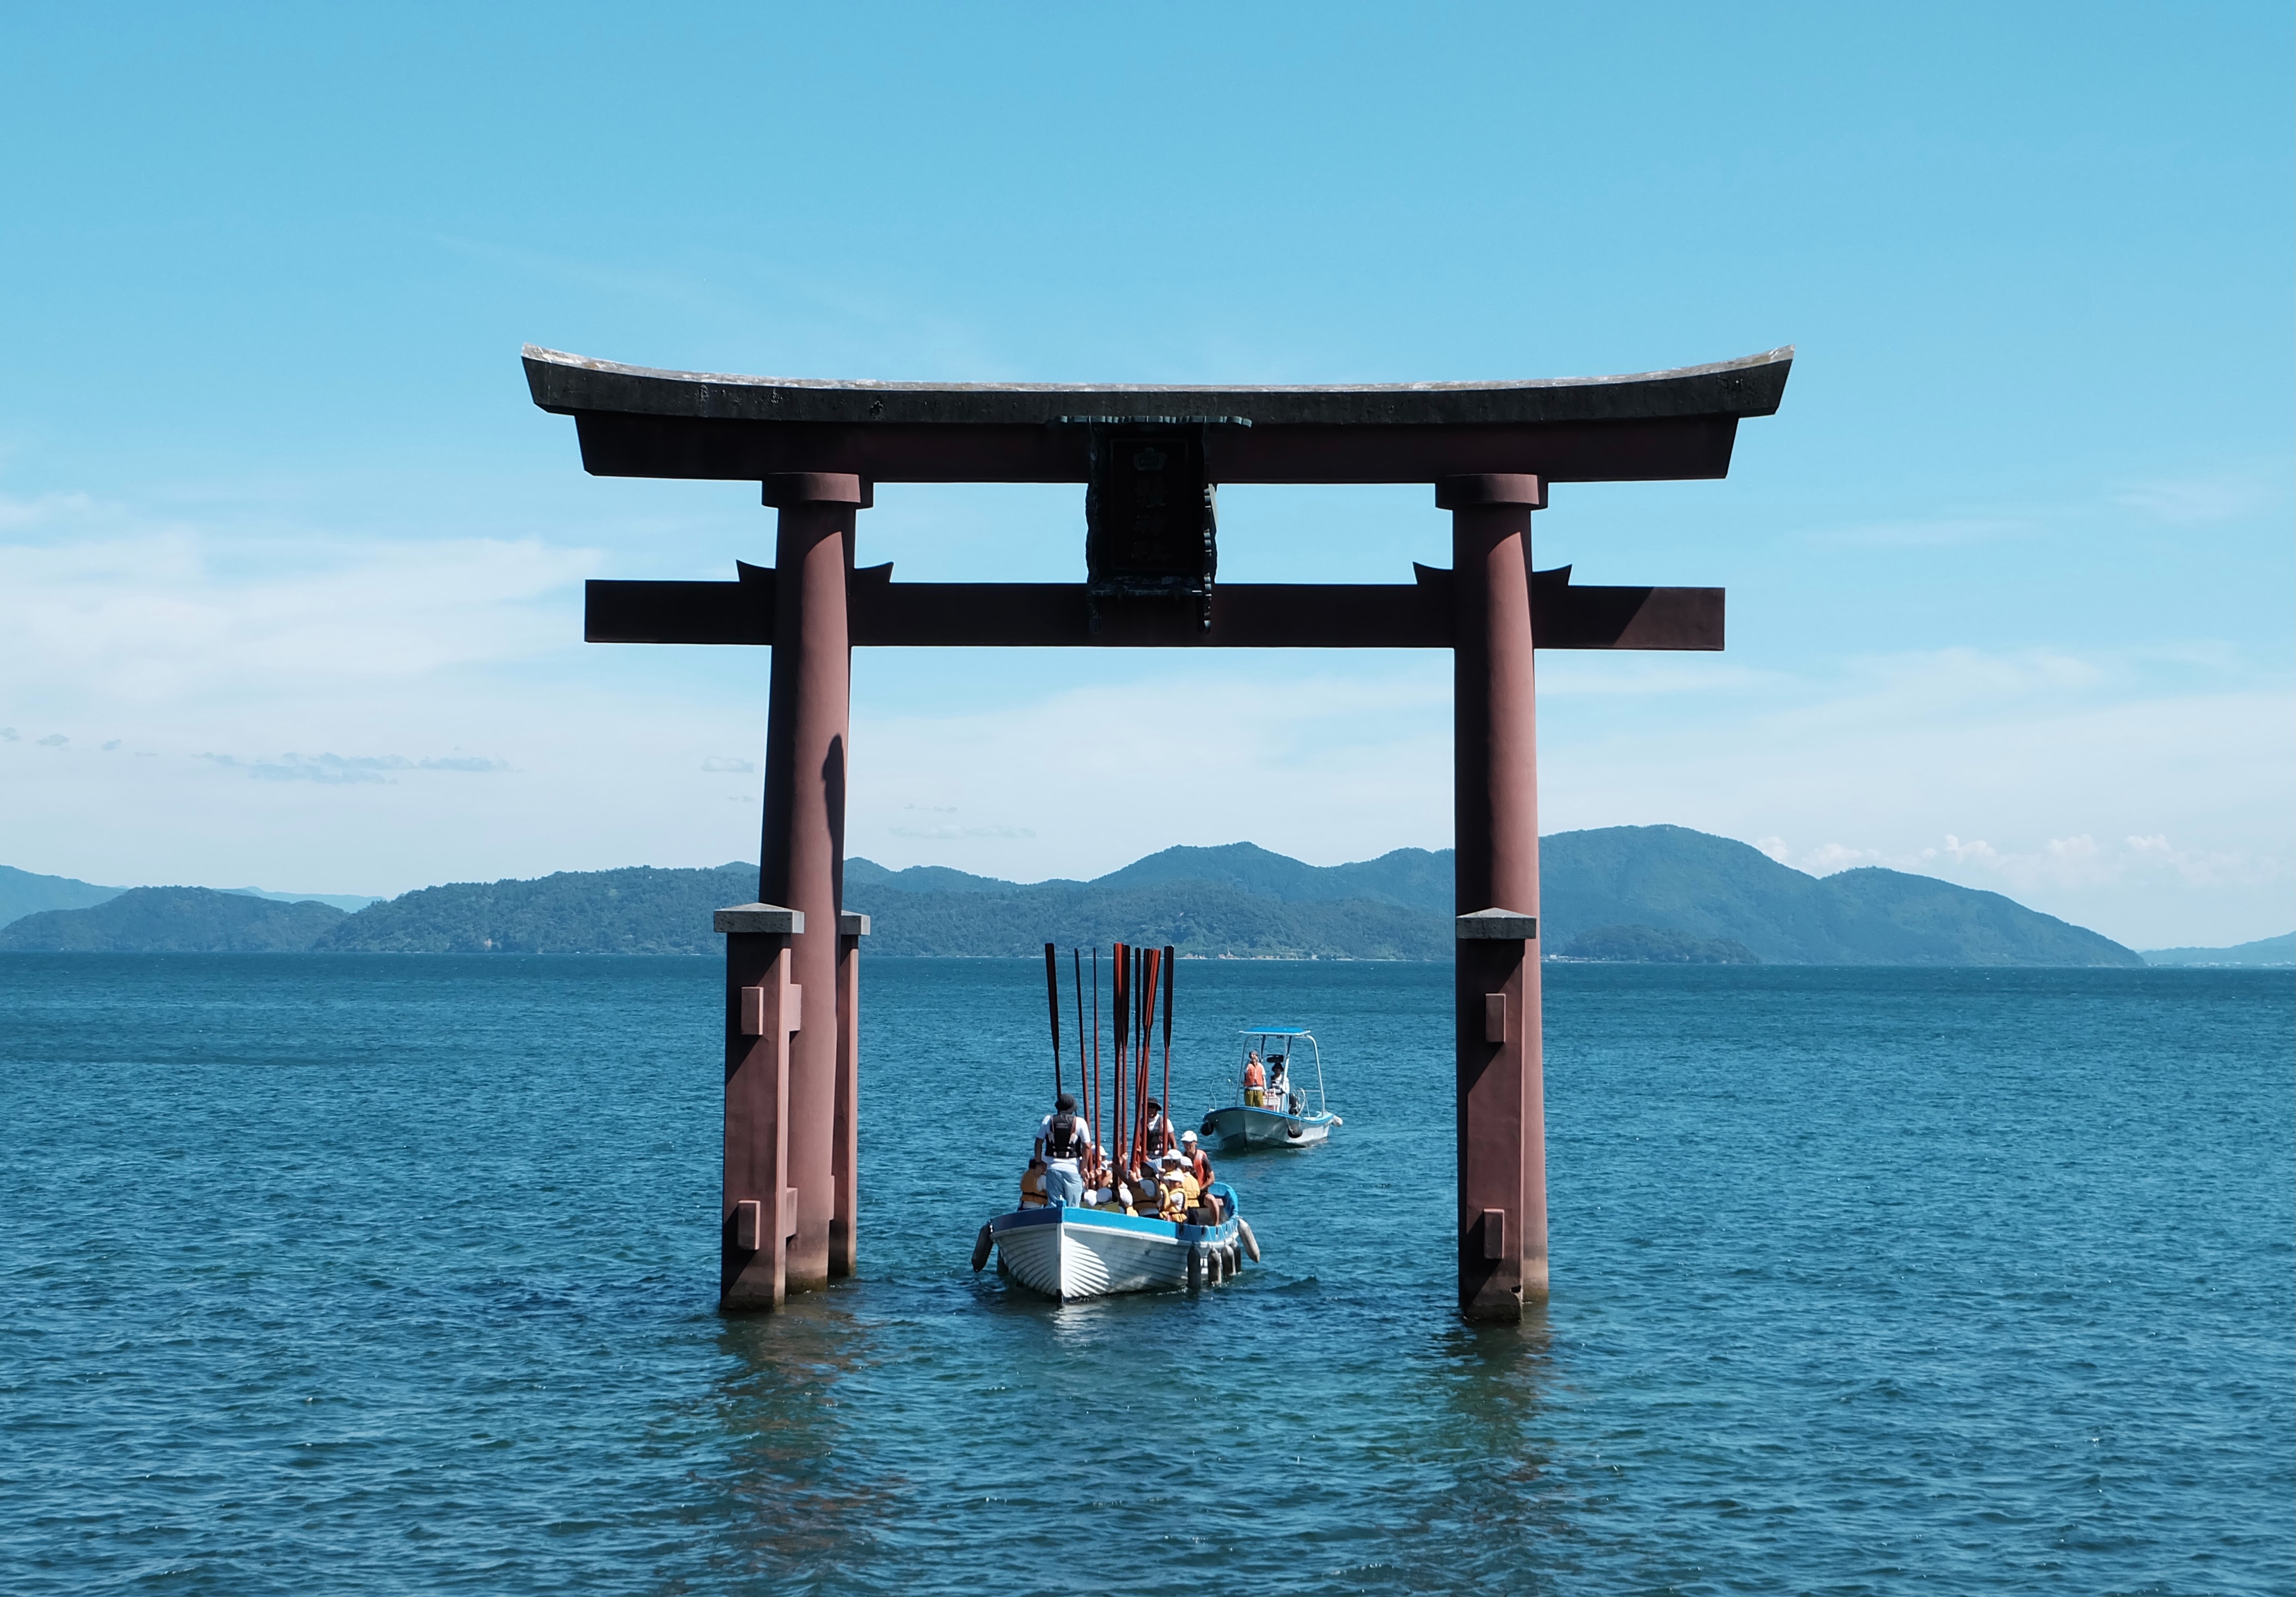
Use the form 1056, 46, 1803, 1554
1111, 942, 1129, 1164
1137, 946, 1157, 1162
1090, 947, 1103, 1164
1043, 942, 1062, 1103
1161, 943, 1176, 1155
1074, 948, 1090, 1163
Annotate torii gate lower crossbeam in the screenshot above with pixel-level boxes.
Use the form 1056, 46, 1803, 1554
528, 343, 1789, 1321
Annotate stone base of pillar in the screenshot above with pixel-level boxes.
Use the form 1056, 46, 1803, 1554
1457, 911, 1544, 1322
718, 905, 803, 1312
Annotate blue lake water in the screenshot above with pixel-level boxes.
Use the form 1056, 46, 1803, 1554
3, 955, 2290, 1594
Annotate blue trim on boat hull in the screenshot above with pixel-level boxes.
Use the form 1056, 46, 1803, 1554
984, 1185, 1245, 1301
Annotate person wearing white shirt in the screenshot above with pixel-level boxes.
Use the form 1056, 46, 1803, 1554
1034, 1093, 1088, 1207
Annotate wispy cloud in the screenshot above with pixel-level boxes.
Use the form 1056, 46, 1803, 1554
0, 490, 98, 532
1746, 828, 2283, 896
199, 752, 511, 784
1807, 515, 2035, 549
2114, 472, 2274, 526
889, 823, 1037, 840
700, 756, 756, 773
0, 495, 598, 707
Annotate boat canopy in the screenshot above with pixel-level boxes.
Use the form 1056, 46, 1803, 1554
1222, 1027, 1330, 1118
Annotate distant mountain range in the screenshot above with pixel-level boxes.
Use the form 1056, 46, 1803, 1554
0, 864, 123, 925
2138, 932, 2294, 968
0, 864, 377, 926
0, 827, 2218, 967
0, 886, 351, 952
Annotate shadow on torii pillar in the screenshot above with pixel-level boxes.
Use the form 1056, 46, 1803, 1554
522, 344, 1794, 1322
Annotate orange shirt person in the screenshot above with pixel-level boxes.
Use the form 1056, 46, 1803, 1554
1242, 1052, 1266, 1107
1179, 1129, 1220, 1219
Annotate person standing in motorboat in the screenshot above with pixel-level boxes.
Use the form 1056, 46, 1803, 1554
1242, 1052, 1266, 1107
1036, 1093, 1089, 1207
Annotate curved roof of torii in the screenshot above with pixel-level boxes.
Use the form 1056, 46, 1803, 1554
522, 343, 1792, 485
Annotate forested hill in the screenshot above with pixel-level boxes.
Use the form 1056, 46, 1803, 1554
0, 829, 2145, 964
0, 887, 346, 952
1540, 827, 2142, 966
2141, 931, 2295, 967
323, 865, 758, 954
0, 863, 126, 927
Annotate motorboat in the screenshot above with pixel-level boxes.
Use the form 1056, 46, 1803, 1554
1198, 1027, 1342, 1152
974, 1182, 1256, 1301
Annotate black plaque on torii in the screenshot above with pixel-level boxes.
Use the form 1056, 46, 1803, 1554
523, 342, 1792, 1320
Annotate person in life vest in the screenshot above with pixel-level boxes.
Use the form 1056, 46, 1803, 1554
1178, 1128, 1219, 1220
1155, 1153, 1189, 1223
1142, 1100, 1170, 1157
1242, 1052, 1266, 1107
1034, 1093, 1088, 1207
1019, 1157, 1049, 1209
1170, 1148, 1215, 1225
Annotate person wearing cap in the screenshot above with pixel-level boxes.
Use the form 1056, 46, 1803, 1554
1035, 1093, 1088, 1207
1178, 1129, 1219, 1219
1141, 1099, 1169, 1157
1155, 1152, 1189, 1223
1168, 1147, 1214, 1225
1242, 1052, 1266, 1107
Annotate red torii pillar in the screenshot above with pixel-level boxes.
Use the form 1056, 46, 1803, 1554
1447, 474, 1548, 1317
717, 471, 868, 1306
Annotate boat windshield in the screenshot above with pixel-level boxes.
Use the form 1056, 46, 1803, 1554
1224, 1029, 1328, 1116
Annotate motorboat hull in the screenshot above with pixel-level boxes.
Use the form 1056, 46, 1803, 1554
988, 1201, 1243, 1303
1200, 1103, 1339, 1152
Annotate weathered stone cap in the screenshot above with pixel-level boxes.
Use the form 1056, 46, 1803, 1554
1457, 909, 1539, 940
838, 911, 870, 937
714, 903, 803, 935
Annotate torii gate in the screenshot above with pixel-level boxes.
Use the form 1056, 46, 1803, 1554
524, 343, 1792, 1321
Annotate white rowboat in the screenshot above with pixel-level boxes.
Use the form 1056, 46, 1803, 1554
978, 1184, 1252, 1303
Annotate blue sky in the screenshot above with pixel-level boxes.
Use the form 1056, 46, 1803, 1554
1, 4, 2289, 946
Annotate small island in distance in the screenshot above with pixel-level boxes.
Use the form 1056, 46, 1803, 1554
8, 825, 2276, 967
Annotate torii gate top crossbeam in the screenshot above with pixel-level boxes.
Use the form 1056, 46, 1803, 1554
522, 345, 1793, 485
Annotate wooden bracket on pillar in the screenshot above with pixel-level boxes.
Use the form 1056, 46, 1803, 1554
1436, 473, 1547, 511
717, 902, 804, 1311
